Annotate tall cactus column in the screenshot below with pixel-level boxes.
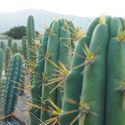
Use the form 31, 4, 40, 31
30, 18, 78, 125
4, 47, 11, 76
4, 54, 23, 121
60, 17, 99, 125
27, 15, 36, 85
30, 28, 50, 125
105, 18, 125, 125
80, 17, 110, 125
41, 19, 78, 123
61, 16, 125, 125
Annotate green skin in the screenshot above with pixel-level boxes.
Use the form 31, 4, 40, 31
27, 15, 35, 46
0, 78, 6, 124
106, 37, 125, 125
0, 78, 6, 111
8, 38, 12, 49
110, 17, 122, 37
60, 18, 99, 125
30, 28, 50, 125
0, 41, 5, 50
105, 17, 125, 125
4, 47, 11, 76
22, 36, 27, 60
41, 20, 60, 121
57, 24, 71, 107
41, 19, 76, 122
12, 42, 18, 54
27, 15, 36, 85
81, 24, 109, 125
4, 54, 23, 120
0, 49, 3, 79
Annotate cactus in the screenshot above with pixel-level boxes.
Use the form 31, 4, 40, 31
27, 15, 36, 85
27, 15, 35, 61
60, 17, 99, 125
4, 54, 23, 121
0, 48, 3, 79
60, 16, 125, 125
18, 46, 22, 54
30, 28, 50, 125
12, 42, 18, 54
30, 19, 79, 125
22, 36, 27, 60
4, 47, 11, 76
0, 41, 5, 50
8, 38, 12, 49
0, 78, 6, 118
105, 18, 125, 125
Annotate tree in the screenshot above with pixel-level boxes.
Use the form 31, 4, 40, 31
4, 26, 40, 39
4, 26, 26, 39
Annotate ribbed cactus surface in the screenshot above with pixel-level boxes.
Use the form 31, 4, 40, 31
4, 54, 23, 121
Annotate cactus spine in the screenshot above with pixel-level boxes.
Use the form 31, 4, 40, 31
4, 54, 23, 121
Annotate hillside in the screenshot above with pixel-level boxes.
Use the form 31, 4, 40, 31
0, 9, 93, 33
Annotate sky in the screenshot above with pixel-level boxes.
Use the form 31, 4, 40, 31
0, 0, 125, 17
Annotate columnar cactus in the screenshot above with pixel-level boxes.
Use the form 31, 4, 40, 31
60, 17, 100, 125
27, 15, 35, 61
0, 41, 5, 50
4, 54, 23, 121
22, 36, 27, 60
0, 48, 3, 79
4, 47, 11, 76
60, 16, 125, 125
0, 78, 6, 117
30, 18, 81, 125
8, 38, 12, 49
12, 42, 18, 54
30, 28, 50, 125
27, 15, 36, 85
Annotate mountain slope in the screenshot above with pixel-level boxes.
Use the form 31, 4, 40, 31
0, 9, 93, 33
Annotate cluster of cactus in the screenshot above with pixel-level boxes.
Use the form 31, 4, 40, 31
28, 16, 125, 125
30, 18, 83, 125
60, 16, 125, 125
1, 14, 125, 125
4, 54, 23, 121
